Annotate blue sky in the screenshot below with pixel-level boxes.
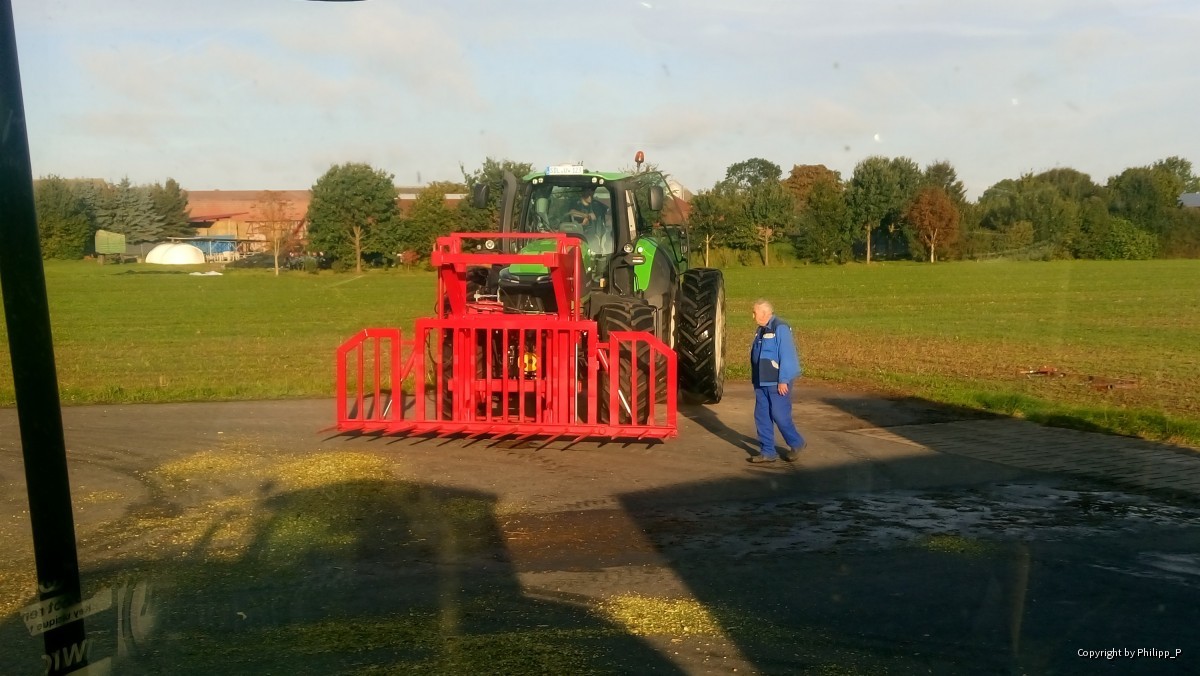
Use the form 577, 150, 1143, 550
12, 0, 1200, 199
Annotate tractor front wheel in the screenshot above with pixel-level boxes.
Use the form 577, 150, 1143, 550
678, 267, 726, 404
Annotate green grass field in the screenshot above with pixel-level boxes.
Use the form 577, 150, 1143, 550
724, 259, 1200, 446
2, 258, 1198, 445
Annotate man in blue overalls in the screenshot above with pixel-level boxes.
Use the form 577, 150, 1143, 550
749, 299, 806, 463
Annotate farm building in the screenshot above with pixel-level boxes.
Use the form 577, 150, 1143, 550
182, 180, 687, 259
186, 189, 311, 243
185, 187, 468, 251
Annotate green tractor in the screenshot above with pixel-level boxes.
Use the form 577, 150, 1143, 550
471, 160, 726, 407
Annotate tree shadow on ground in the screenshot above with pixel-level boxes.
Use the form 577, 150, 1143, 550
1, 467, 681, 675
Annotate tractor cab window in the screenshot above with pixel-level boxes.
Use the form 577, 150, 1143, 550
522, 184, 615, 257
626, 188, 648, 237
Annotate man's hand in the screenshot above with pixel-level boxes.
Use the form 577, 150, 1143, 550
777, 382, 789, 396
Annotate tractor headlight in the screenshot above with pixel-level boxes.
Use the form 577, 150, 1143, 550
484, 239, 497, 251
622, 243, 634, 254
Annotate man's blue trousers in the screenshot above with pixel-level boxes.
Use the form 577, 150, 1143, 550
754, 386, 805, 459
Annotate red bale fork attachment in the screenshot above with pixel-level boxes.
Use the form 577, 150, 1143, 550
335, 233, 677, 442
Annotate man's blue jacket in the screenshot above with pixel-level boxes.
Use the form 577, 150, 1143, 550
750, 315, 802, 387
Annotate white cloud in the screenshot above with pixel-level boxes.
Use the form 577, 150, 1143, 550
268, 6, 485, 109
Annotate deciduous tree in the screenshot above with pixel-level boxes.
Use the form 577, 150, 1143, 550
718, 158, 792, 265
904, 187, 960, 262
1152, 156, 1200, 193
1035, 167, 1103, 203
921, 160, 967, 208
745, 180, 793, 266
1107, 166, 1185, 236
847, 156, 921, 262
1002, 220, 1036, 252
1160, 208, 1200, 257
783, 164, 840, 205
723, 157, 782, 190
979, 176, 1081, 256
400, 181, 464, 259
1071, 196, 1115, 259
790, 176, 853, 263
1090, 216, 1158, 260
307, 163, 400, 273
252, 190, 301, 276
459, 157, 535, 231
688, 182, 751, 265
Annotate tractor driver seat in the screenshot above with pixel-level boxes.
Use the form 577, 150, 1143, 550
558, 221, 586, 238
583, 214, 613, 255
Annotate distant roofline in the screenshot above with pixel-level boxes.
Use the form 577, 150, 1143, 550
189, 210, 249, 222
188, 187, 466, 197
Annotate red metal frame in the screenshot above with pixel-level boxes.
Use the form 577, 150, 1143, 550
335, 233, 677, 442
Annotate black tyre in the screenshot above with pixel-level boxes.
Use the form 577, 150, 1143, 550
596, 301, 667, 426
678, 267, 726, 404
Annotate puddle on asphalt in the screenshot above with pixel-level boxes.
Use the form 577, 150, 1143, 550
642, 481, 1200, 584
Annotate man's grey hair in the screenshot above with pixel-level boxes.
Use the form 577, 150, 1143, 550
753, 298, 773, 313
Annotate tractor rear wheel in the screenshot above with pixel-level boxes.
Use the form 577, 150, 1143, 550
596, 301, 665, 426
678, 267, 726, 404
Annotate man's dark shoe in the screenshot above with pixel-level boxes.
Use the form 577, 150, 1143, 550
747, 454, 778, 464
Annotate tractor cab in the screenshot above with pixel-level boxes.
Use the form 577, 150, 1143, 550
522, 182, 615, 257
511, 174, 617, 281
491, 165, 647, 313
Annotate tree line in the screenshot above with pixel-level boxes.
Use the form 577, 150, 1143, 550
689, 155, 1200, 265
305, 158, 533, 272
34, 154, 1200, 268
34, 176, 193, 259
30, 159, 525, 268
